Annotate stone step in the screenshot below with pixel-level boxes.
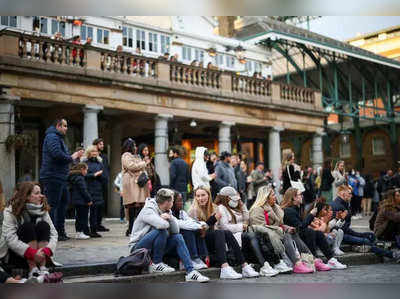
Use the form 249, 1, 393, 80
61, 252, 383, 283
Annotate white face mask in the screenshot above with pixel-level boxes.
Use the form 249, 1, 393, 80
228, 200, 239, 209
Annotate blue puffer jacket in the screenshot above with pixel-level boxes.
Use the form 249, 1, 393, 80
83, 157, 106, 205
169, 157, 190, 193
39, 126, 72, 181
68, 170, 93, 206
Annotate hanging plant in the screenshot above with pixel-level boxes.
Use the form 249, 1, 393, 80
5, 133, 35, 153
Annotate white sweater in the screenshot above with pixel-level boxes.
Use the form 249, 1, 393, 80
216, 204, 249, 247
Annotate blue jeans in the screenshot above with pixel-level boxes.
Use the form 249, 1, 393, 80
133, 229, 193, 273
181, 229, 208, 259
41, 179, 69, 233
343, 232, 393, 258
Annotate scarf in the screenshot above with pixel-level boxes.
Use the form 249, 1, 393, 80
25, 203, 45, 217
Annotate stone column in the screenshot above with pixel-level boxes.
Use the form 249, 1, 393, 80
83, 104, 103, 148
108, 122, 122, 218
218, 121, 234, 154
0, 95, 19, 199
312, 129, 324, 170
155, 114, 173, 186
268, 126, 284, 191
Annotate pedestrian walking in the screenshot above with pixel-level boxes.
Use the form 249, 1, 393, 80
138, 143, 160, 197
215, 151, 237, 193
191, 147, 216, 190
169, 147, 190, 204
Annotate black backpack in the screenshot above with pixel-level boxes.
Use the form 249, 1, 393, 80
115, 248, 151, 276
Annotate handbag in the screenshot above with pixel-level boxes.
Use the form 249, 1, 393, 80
137, 171, 149, 188
287, 166, 305, 193
115, 248, 151, 276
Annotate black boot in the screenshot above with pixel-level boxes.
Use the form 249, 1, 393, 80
57, 229, 70, 241
90, 228, 102, 238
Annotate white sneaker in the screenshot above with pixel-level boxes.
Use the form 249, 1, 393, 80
220, 266, 242, 280
28, 267, 41, 278
193, 258, 208, 270
328, 257, 347, 270
185, 270, 210, 283
260, 261, 279, 277
274, 260, 293, 273
242, 264, 259, 278
149, 262, 175, 273
76, 232, 90, 240
39, 266, 50, 276
333, 248, 345, 256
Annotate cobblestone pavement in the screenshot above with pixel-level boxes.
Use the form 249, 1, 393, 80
216, 263, 400, 283
56, 216, 372, 266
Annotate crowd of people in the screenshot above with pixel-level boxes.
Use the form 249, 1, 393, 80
0, 117, 399, 283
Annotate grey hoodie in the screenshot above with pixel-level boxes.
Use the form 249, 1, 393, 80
128, 198, 179, 251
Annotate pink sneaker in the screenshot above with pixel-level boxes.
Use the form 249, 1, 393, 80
314, 259, 331, 271
293, 262, 314, 274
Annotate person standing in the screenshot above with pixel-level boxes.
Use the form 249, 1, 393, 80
191, 147, 216, 190
215, 151, 237, 193
206, 152, 218, 199
121, 138, 149, 237
320, 160, 334, 203
81, 146, 106, 238
92, 138, 110, 232
281, 151, 301, 196
138, 143, 160, 197
332, 161, 346, 200
39, 118, 83, 241
250, 162, 269, 198
236, 161, 248, 204
169, 147, 190, 204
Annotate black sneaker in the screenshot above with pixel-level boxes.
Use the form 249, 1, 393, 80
97, 225, 110, 232
58, 235, 69, 242
90, 231, 102, 238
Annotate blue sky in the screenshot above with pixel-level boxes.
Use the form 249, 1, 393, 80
302, 16, 400, 40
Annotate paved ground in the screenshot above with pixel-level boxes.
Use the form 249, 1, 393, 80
56, 216, 372, 266
215, 263, 400, 284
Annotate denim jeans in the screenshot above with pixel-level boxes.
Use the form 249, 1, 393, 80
134, 229, 194, 273
41, 179, 69, 233
343, 232, 393, 258
180, 229, 208, 259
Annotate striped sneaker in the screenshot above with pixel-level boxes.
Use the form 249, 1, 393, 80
149, 262, 175, 273
185, 270, 210, 283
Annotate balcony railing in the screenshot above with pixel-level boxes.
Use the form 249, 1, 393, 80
231, 74, 272, 96
170, 64, 221, 89
0, 30, 322, 112
100, 50, 158, 78
18, 35, 86, 67
280, 83, 315, 106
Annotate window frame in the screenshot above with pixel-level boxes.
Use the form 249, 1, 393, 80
339, 142, 351, 159
372, 137, 385, 156
160, 35, 170, 54
1, 16, 17, 27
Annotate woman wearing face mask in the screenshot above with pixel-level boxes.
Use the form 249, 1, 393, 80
216, 187, 289, 277
332, 161, 346, 200
188, 186, 258, 280
0, 182, 58, 279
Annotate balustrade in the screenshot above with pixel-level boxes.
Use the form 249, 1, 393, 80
169, 64, 221, 89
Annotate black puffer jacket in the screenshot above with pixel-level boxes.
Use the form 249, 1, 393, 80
283, 206, 314, 231
83, 157, 106, 205
68, 170, 92, 206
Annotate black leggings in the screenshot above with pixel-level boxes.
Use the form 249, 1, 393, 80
300, 227, 333, 260
127, 204, 144, 234
7, 221, 51, 270
205, 230, 245, 266
75, 205, 89, 234
242, 231, 280, 266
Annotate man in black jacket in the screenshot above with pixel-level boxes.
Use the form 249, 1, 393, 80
169, 147, 190, 204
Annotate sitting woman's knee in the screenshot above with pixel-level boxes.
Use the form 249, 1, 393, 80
17, 222, 37, 244
35, 221, 51, 243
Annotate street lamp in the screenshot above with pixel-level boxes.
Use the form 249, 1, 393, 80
190, 119, 197, 127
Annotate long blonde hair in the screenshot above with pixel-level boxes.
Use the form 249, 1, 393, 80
333, 160, 345, 175
280, 187, 299, 209
281, 149, 294, 170
249, 185, 274, 213
189, 186, 215, 222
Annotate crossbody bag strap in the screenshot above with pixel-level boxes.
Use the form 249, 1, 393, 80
287, 165, 292, 181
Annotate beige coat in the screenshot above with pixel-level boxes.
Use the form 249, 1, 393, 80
121, 152, 149, 206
